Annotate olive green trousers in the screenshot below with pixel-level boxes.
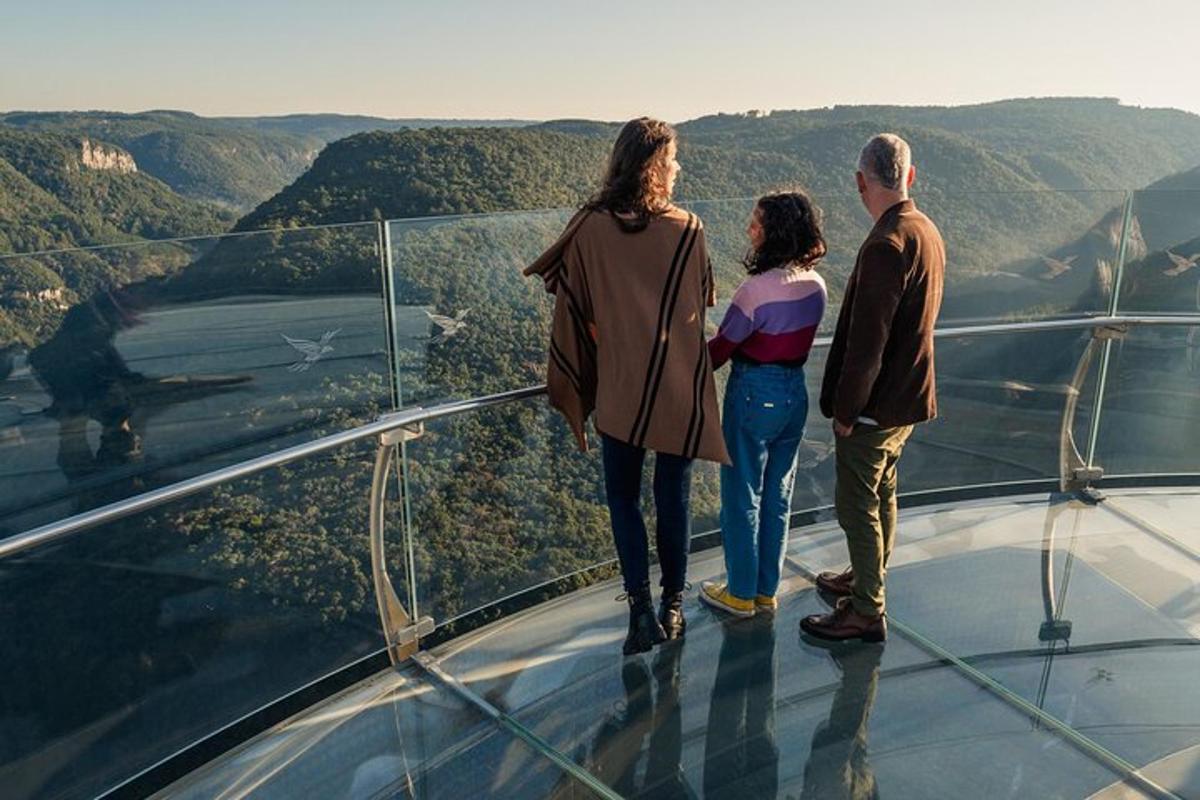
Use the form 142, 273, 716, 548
834, 423, 914, 616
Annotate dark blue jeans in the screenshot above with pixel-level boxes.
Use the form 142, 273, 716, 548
601, 433, 694, 595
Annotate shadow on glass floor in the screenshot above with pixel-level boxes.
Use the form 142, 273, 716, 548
161, 489, 1200, 799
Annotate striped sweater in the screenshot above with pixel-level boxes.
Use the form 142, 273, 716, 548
708, 267, 827, 369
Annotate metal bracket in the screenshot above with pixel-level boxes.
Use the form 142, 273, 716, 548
380, 421, 424, 446
369, 434, 434, 665
395, 617, 436, 648
1059, 337, 1097, 492
1063, 464, 1105, 497
1092, 324, 1128, 341
1038, 619, 1073, 642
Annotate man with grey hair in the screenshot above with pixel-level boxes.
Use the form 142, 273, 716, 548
857, 133, 911, 192
802, 133, 945, 643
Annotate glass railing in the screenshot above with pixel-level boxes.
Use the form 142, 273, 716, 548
2, 187, 1199, 798
0, 223, 392, 538
0, 438, 407, 799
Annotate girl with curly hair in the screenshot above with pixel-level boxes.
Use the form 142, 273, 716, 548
701, 190, 827, 617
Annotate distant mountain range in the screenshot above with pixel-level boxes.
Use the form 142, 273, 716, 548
231, 98, 1200, 225
5, 97, 1200, 347
0, 110, 532, 210
175, 98, 1200, 323
0, 110, 532, 343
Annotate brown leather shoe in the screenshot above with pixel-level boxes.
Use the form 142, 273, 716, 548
815, 568, 854, 597
800, 598, 886, 642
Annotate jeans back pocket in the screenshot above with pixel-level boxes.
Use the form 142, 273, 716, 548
742, 382, 793, 441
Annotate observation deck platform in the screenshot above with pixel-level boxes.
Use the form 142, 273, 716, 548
160, 488, 1200, 799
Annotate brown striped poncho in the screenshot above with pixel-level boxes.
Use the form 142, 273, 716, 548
524, 206, 730, 464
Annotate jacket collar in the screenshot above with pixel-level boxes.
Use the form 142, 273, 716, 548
873, 198, 915, 230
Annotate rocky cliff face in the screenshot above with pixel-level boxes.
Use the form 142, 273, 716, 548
2, 287, 69, 310
79, 138, 137, 173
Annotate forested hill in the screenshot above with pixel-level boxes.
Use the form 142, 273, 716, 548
0, 111, 534, 209
231, 98, 1200, 235
678, 98, 1200, 191
0, 127, 231, 254
0, 110, 320, 210
180, 98, 1200, 330
9, 98, 1200, 224
0, 127, 235, 344
232, 126, 827, 230
232, 128, 611, 229
9, 98, 1200, 342
231, 113, 1110, 234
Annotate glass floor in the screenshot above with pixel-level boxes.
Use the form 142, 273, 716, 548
158, 488, 1200, 799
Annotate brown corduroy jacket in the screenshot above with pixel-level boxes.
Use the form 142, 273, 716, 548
820, 199, 945, 428
524, 206, 729, 464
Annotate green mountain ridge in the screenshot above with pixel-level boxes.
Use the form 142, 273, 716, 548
232, 128, 610, 229
943, 161, 1200, 321
678, 97, 1200, 190
194, 100, 1190, 311
1, 111, 538, 209
0, 110, 322, 210
9, 98, 1200, 346
0, 127, 234, 344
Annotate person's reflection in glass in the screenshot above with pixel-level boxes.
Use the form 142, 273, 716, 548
801, 643, 884, 800
644, 643, 693, 799
586, 643, 696, 799
28, 287, 249, 503
703, 615, 779, 799
29, 288, 148, 481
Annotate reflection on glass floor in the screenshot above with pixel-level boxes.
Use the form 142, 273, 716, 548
160, 489, 1200, 799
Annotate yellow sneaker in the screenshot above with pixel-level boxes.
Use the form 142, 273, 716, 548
699, 581, 755, 618
755, 595, 778, 612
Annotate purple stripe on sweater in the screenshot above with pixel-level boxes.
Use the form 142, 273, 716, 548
748, 294, 827, 335
715, 303, 754, 343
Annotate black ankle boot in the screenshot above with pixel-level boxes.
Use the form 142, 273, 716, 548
659, 591, 686, 640
623, 586, 667, 655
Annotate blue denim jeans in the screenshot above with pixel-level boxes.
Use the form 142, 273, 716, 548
720, 361, 809, 600
601, 433, 694, 595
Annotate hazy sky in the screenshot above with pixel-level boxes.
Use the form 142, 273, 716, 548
2, 0, 1196, 120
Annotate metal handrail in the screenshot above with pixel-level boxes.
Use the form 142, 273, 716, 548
4, 314, 1200, 561
0, 386, 545, 559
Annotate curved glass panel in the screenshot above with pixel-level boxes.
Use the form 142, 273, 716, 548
1116, 189, 1200, 314
386, 210, 572, 408
783, 326, 1101, 514
404, 395, 616, 627
0, 224, 392, 538
1094, 323, 1200, 476
0, 439, 404, 800
383, 190, 1126, 420
924, 189, 1126, 324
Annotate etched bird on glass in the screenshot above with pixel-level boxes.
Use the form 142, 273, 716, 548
1163, 250, 1200, 277
424, 308, 470, 345
281, 328, 342, 372
1038, 254, 1077, 281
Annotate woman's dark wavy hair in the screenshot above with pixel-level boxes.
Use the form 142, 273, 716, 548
587, 117, 677, 232
743, 190, 826, 275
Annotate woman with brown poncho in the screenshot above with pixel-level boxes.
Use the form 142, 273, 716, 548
526, 118, 728, 655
